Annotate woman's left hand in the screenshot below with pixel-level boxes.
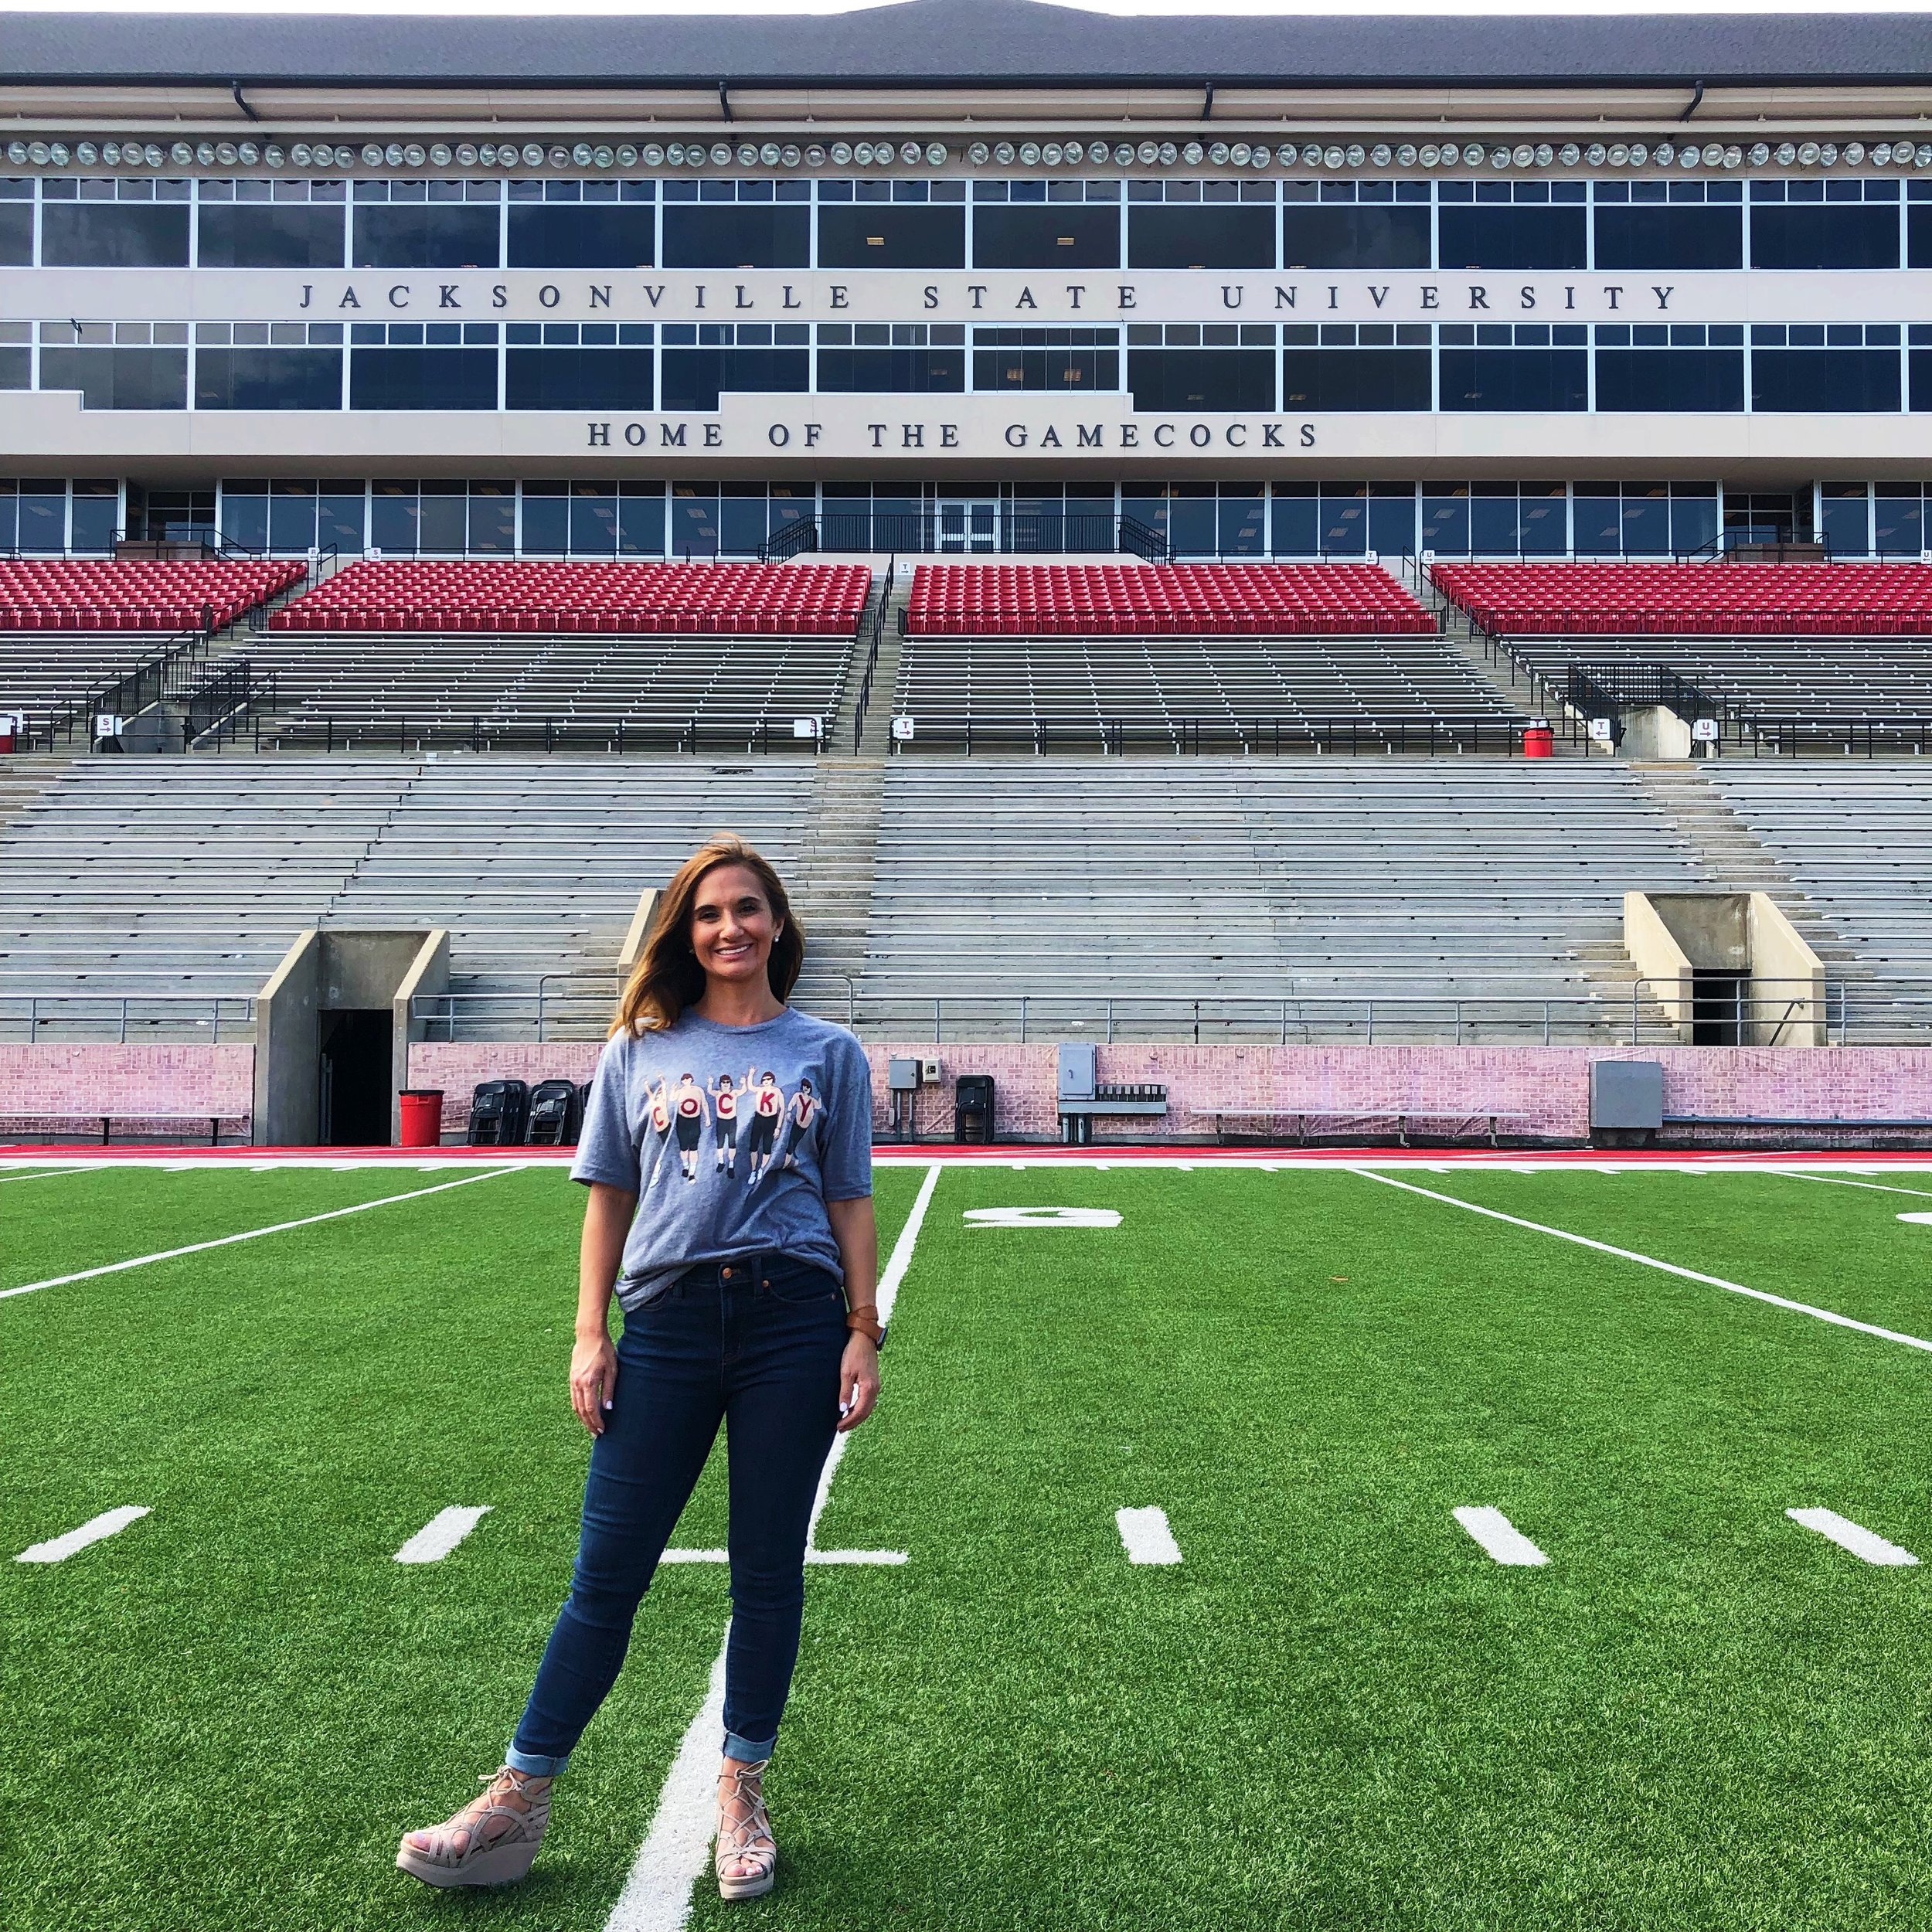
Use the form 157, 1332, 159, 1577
837, 1334, 880, 1432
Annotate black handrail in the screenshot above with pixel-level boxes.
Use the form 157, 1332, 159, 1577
887, 713, 1529, 757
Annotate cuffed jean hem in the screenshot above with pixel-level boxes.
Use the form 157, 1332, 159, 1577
723, 1730, 778, 1763
504, 1745, 571, 1777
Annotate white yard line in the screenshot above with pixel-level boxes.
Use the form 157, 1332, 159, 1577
1352, 1168, 1932, 1356
1452, 1506, 1549, 1567
1787, 1507, 1920, 1567
603, 1159, 943, 1932
0, 1168, 521, 1302
393, 1505, 492, 1565
1116, 1505, 1182, 1565
16, 1505, 150, 1564
1781, 1171, 1932, 1205
0, 1166, 96, 1186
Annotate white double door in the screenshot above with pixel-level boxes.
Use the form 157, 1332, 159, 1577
935, 499, 998, 553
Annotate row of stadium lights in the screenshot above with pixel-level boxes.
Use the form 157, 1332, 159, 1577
9, 133, 1932, 174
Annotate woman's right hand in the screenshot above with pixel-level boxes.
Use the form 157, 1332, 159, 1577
570, 1329, 619, 1436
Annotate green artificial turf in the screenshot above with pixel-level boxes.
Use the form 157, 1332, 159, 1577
3, 1159, 1930, 1931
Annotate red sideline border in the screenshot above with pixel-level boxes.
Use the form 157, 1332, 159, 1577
5, 1142, 1932, 1168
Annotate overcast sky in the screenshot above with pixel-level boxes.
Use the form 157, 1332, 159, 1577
7, 0, 1932, 16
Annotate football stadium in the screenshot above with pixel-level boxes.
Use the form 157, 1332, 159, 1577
5, 4, 1932, 1927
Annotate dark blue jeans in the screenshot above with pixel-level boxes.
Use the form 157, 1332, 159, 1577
506, 1253, 847, 1773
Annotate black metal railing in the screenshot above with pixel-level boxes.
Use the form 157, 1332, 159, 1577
1564, 662, 1726, 724
888, 714, 1529, 756
851, 560, 896, 752
263, 713, 829, 756
1740, 716, 1932, 757
757, 518, 821, 563
1677, 524, 1830, 563
181, 658, 275, 750
112, 524, 272, 562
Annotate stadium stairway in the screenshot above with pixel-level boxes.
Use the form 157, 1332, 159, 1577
1396, 560, 1559, 732
1626, 763, 1856, 954
788, 757, 887, 1018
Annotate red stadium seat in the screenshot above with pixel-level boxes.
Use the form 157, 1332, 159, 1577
269, 559, 871, 636
0, 558, 304, 634
902, 563, 1433, 638
1428, 560, 1932, 638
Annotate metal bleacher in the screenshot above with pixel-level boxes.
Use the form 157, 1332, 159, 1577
0, 757, 825, 1042
854, 757, 1707, 1039
250, 630, 857, 752
893, 631, 1520, 750
1702, 762, 1932, 1033
1508, 634, 1932, 731
332, 759, 821, 1037
0, 760, 416, 1039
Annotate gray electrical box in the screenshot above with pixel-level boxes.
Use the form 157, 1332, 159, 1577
887, 1057, 921, 1094
1590, 1059, 1664, 1131
1056, 1041, 1097, 1101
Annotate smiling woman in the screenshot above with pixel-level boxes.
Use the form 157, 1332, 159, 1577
398, 832, 883, 1904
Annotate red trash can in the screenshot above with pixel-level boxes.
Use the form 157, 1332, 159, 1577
398, 1089, 445, 1148
1522, 718, 1556, 759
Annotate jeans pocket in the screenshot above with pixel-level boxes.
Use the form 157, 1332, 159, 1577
618, 1269, 679, 1313
761, 1261, 840, 1307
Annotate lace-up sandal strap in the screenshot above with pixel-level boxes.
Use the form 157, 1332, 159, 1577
715, 1759, 777, 1901
396, 1767, 552, 1890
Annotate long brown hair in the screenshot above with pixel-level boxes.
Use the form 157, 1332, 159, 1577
611, 834, 804, 1037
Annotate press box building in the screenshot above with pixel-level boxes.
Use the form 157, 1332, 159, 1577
5, 2, 1932, 564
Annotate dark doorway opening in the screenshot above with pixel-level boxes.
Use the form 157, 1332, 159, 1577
319, 1009, 393, 1145
1691, 969, 1747, 1046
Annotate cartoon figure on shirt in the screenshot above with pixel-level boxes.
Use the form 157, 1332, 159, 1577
645, 1077, 674, 1143
671, 1072, 709, 1182
745, 1070, 785, 1181
778, 1077, 820, 1171
707, 1071, 747, 1178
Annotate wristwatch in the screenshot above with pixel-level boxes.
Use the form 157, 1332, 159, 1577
845, 1305, 887, 1350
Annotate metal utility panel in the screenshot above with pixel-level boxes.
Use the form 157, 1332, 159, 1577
1590, 1059, 1665, 1131
887, 1056, 921, 1094
1056, 1041, 1097, 1101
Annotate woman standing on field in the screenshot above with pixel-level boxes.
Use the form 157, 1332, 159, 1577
398, 833, 883, 1903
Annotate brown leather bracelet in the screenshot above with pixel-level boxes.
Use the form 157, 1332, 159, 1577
845, 1304, 886, 1347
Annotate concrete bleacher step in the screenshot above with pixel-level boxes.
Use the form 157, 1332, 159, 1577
791, 758, 886, 1012
1626, 761, 1860, 964
0, 754, 77, 833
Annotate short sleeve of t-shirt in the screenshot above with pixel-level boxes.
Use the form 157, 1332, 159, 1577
571, 1033, 641, 1192
821, 1031, 874, 1202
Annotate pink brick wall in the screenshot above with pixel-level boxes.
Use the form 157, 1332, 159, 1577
409, 1042, 602, 1134
2, 1038, 1924, 1149
404, 1039, 1932, 1148
0, 1043, 255, 1139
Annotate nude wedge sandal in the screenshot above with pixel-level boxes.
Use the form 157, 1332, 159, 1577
396, 1766, 552, 1889
714, 1758, 777, 1901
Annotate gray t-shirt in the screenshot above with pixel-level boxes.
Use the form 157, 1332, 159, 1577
570, 1005, 874, 1313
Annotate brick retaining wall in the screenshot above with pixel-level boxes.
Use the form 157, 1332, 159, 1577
406, 1040, 1932, 1148
0, 1040, 1922, 1148
0, 1043, 256, 1141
